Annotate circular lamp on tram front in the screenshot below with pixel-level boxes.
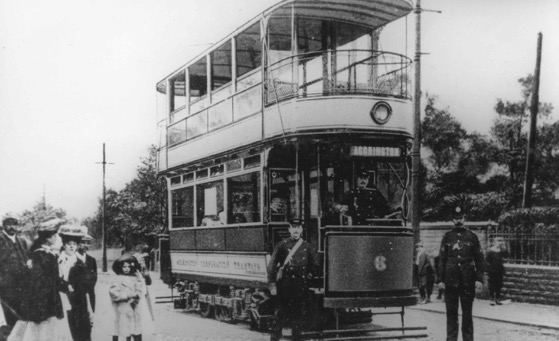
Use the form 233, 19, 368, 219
370, 102, 392, 125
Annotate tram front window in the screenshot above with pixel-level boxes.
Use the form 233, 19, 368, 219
321, 146, 408, 226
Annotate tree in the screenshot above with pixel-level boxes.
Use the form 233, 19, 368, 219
84, 145, 167, 250
17, 201, 68, 240
489, 74, 556, 207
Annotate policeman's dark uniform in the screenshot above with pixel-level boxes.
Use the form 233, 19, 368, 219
437, 207, 484, 341
341, 187, 390, 225
267, 221, 318, 341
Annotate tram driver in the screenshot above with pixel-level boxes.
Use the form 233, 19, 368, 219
337, 170, 391, 225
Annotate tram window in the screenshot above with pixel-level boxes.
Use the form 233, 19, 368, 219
189, 57, 207, 102
297, 18, 325, 54
169, 70, 186, 112
182, 173, 194, 183
211, 40, 232, 90
210, 165, 224, 177
196, 180, 224, 226
227, 172, 260, 224
243, 155, 261, 169
196, 169, 208, 180
236, 22, 261, 78
171, 187, 194, 228
334, 22, 371, 50
170, 176, 181, 186
268, 17, 291, 65
226, 159, 242, 172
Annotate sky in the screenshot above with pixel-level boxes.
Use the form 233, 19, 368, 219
1, 0, 558, 221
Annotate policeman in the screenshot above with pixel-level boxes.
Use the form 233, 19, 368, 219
437, 206, 484, 341
267, 219, 318, 341
340, 171, 390, 225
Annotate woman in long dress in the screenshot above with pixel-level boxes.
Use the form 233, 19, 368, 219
8, 218, 72, 341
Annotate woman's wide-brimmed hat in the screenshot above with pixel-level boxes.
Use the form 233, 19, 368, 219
38, 217, 66, 232
112, 253, 141, 275
59, 224, 86, 237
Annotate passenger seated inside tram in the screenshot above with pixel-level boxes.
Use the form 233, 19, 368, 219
269, 193, 287, 222
201, 214, 224, 226
337, 170, 391, 225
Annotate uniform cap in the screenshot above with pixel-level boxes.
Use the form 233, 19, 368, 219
289, 218, 304, 227
357, 170, 369, 177
452, 206, 465, 219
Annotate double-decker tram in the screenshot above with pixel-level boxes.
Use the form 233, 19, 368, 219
156, 0, 425, 339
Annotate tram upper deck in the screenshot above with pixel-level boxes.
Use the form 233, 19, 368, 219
156, 0, 414, 174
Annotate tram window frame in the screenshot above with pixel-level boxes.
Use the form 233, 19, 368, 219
182, 173, 194, 183
169, 70, 187, 113
210, 164, 224, 177
226, 159, 242, 172
196, 180, 225, 227
227, 171, 261, 224
171, 186, 194, 228
196, 169, 209, 180
243, 155, 261, 169
235, 21, 262, 78
189, 57, 208, 103
211, 40, 232, 91
170, 176, 181, 186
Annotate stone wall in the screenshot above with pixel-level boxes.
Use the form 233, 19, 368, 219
419, 222, 559, 306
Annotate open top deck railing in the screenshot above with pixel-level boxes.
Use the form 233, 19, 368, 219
265, 49, 412, 105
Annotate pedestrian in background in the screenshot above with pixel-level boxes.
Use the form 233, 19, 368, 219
486, 236, 507, 306
437, 205, 484, 341
0, 217, 29, 330
77, 230, 97, 317
415, 241, 435, 304
267, 219, 318, 341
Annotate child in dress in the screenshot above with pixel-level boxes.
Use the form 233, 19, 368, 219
109, 255, 145, 341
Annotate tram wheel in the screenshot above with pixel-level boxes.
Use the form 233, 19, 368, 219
199, 302, 214, 318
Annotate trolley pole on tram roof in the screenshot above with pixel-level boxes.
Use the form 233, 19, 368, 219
96, 143, 114, 272
522, 32, 543, 208
411, 0, 422, 246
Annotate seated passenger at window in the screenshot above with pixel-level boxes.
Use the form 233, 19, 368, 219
201, 215, 223, 226
269, 194, 287, 222
338, 170, 390, 225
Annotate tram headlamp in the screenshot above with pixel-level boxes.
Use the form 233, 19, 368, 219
370, 102, 392, 125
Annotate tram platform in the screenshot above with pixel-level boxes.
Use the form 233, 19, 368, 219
408, 296, 559, 331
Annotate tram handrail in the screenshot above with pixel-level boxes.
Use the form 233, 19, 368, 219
265, 49, 412, 104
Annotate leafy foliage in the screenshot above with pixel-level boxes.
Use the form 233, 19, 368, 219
83, 145, 167, 250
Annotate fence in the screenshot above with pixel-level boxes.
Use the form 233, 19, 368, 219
487, 224, 559, 267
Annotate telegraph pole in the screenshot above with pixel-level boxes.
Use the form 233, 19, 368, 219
411, 0, 422, 245
96, 143, 114, 272
522, 33, 543, 208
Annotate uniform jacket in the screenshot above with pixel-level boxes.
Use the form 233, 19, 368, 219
23, 247, 67, 323
341, 188, 390, 224
437, 226, 484, 288
267, 238, 318, 297
0, 232, 29, 301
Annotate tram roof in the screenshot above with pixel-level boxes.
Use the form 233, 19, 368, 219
157, 0, 413, 90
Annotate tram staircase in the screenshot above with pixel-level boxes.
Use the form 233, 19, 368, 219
156, 281, 427, 340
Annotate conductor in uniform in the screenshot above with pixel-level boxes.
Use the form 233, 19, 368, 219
267, 219, 318, 341
339, 170, 390, 225
437, 205, 484, 341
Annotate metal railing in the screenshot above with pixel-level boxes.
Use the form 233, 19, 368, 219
265, 49, 412, 105
487, 224, 559, 267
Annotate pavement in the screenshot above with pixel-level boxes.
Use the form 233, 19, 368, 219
408, 296, 559, 331
99, 271, 559, 332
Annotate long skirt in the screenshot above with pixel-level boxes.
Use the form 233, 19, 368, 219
7, 316, 72, 341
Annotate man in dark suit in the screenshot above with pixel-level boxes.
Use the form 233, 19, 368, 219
437, 206, 484, 341
267, 219, 318, 341
0, 217, 29, 328
77, 231, 97, 313
339, 171, 390, 225
415, 241, 435, 304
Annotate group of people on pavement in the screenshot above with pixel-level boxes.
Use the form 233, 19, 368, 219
0, 215, 155, 341
0, 216, 97, 341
